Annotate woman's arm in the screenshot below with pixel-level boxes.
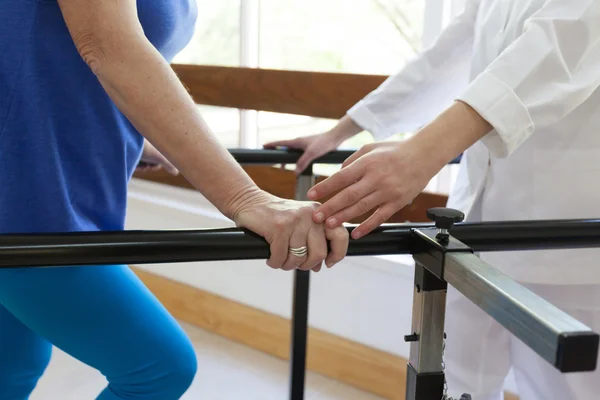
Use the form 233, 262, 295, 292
56, 0, 350, 271
57, 0, 262, 219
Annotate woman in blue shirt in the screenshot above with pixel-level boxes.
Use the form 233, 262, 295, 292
0, 1, 349, 399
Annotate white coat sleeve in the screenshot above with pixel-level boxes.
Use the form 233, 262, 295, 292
347, 0, 480, 140
458, 0, 600, 158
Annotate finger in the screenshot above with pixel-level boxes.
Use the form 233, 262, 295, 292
307, 163, 363, 202
353, 202, 399, 239
341, 146, 369, 169
295, 151, 318, 175
299, 225, 327, 271
281, 223, 309, 271
312, 180, 374, 224
267, 228, 290, 269
310, 262, 323, 272
162, 160, 179, 176
325, 191, 381, 228
325, 225, 349, 268
263, 139, 298, 149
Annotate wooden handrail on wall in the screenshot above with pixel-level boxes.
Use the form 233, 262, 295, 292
172, 64, 388, 119
135, 65, 448, 223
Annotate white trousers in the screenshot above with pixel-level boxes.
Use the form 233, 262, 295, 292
443, 283, 600, 400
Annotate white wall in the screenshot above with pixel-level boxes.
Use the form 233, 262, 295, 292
125, 178, 518, 393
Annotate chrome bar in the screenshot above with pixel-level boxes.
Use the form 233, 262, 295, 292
444, 252, 599, 372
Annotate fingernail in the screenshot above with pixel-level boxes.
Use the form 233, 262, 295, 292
327, 218, 337, 227
308, 190, 317, 199
326, 261, 334, 268
353, 231, 363, 240
315, 212, 324, 223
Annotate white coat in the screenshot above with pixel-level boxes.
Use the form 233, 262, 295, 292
347, 1, 600, 398
347, 0, 600, 285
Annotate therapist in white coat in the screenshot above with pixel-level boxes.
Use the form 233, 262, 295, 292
266, 0, 600, 399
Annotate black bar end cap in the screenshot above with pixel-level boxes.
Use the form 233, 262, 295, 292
556, 331, 599, 372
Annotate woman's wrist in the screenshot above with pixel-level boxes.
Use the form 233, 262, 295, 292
224, 185, 274, 223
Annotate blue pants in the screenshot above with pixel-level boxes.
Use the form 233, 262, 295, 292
0, 265, 197, 399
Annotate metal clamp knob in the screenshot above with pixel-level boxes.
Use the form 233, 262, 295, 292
426, 207, 465, 241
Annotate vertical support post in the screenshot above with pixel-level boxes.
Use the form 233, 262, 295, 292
405, 263, 447, 400
408, 210, 469, 400
289, 165, 315, 400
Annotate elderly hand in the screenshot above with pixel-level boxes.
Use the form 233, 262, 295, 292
232, 191, 349, 272
306, 140, 439, 240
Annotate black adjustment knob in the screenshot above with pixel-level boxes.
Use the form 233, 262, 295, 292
404, 333, 419, 342
426, 207, 465, 241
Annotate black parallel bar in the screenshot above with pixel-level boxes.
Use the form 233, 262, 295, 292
1, 219, 600, 268
229, 148, 354, 165
228, 148, 463, 166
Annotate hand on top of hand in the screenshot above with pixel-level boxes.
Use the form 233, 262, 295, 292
306, 140, 439, 240
231, 191, 349, 272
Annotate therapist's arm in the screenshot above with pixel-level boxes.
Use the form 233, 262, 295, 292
458, 0, 600, 158
308, 101, 491, 239
309, 0, 600, 238
346, 0, 480, 140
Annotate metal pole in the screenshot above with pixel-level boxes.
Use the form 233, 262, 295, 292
444, 252, 599, 372
289, 165, 315, 400
405, 265, 447, 400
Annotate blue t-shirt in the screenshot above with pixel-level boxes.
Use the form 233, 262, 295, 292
0, 0, 197, 234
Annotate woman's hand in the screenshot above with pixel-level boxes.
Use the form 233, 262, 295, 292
136, 139, 179, 175
232, 192, 349, 272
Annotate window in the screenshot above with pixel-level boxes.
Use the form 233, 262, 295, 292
172, 0, 242, 149
171, 0, 460, 192
172, 0, 240, 66
255, 0, 428, 175
258, 0, 424, 75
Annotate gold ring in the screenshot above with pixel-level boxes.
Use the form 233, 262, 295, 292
289, 246, 308, 257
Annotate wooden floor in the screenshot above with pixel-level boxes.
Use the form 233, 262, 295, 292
31, 322, 384, 400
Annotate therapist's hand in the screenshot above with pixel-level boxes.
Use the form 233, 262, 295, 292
263, 133, 342, 175
263, 116, 364, 174
306, 101, 493, 239
307, 140, 437, 239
